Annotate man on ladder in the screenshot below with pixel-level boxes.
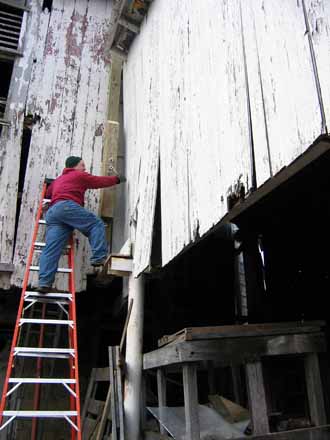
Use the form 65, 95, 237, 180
38, 156, 126, 293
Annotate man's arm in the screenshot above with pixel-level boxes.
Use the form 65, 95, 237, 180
81, 173, 121, 189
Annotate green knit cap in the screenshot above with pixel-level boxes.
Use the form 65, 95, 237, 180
65, 156, 82, 168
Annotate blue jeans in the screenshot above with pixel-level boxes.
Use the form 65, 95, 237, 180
39, 200, 108, 287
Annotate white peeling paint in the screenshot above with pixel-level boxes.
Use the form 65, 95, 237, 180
8, 0, 112, 291
124, 0, 327, 272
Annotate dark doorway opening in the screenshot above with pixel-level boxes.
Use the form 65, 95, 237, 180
0, 58, 14, 135
13, 114, 34, 249
42, 0, 53, 12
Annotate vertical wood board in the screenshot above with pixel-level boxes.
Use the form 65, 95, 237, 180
305, 0, 330, 131
0, 0, 41, 268
123, 0, 160, 276
11, 0, 112, 291
243, 0, 322, 176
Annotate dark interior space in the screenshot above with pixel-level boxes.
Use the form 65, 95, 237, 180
13, 115, 35, 250
139, 137, 330, 431
42, 0, 53, 12
0, 58, 14, 120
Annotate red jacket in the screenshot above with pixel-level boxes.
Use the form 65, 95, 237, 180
46, 168, 120, 206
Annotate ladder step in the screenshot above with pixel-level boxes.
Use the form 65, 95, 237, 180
14, 347, 75, 359
9, 378, 76, 384
25, 291, 72, 299
24, 297, 70, 305
3, 410, 78, 418
43, 198, 51, 203
19, 318, 74, 326
38, 219, 46, 224
30, 266, 72, 273
34, 242, 71, 249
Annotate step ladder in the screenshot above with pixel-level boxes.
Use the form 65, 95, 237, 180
0, 181, 82, 439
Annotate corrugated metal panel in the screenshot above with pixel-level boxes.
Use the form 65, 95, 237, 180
11, 0, 113, 291
123, 1, 160, 277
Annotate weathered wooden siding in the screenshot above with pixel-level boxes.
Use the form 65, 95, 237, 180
5, 0, 113, 291
0, 0, 38, 289
123, 0, 329, 274
306, 0, 330, 130
123, 3, 160, 275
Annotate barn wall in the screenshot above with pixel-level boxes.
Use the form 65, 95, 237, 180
123, 0, 328, 273
0, 0, 115, 291
0, 0, 39, 289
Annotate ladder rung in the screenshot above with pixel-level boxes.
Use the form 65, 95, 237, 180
30, 266, 72, 273
24, 297, 70, 305
34, 242, 71, 249
19, 318, 74, 326
43, 198, 51, 203
14, 347, 75, 359
9, 378, 76, 384
25, 291, 72, 299
2, 410, 78, 418
38, 219, 46, 224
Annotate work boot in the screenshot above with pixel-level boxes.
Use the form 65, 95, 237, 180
91, 257, 108, 267
36, 286, 56, 294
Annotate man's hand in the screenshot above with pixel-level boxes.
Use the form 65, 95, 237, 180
118, 175, 127, 183
42, 201, 50, 214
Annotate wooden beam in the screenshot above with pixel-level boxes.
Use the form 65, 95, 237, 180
158, 321, 325, 347
100, 121, 120, 219
99, 55, 123, 222
245, 361, 269, 435
108, 0, 128, 49
157, 369, 167, 435
110, 47, 128, 61
143, 334, 326, 370
183, 363, 200, 440
235, 425, 330, 440
0, 262, 14, 272
118, 17, 140, 34
304, 353, 327, 426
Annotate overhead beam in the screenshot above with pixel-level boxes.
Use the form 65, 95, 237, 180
108, 0, 128, 49
118, 16, 140, 34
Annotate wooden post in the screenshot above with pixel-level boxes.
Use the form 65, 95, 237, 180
99, 54, 123, 242
141, 374, 147, 431
157, 368, 167, 434
207, 361, 216, 395
124, 275, 145, 440
304, 353, 327, 426
183, 363, 200, 440
245, 360, 269, 435
230, 364, 243, 405
242, 234, 265, 322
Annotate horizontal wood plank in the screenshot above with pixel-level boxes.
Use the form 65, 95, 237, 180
235, 425, 330, 440
0, 262, 15, 272
144, 333, 326, 370
158, 321, 325, 347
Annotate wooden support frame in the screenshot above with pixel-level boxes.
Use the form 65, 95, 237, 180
144, 325, 329, 439
304, 353, 327, 426
157, 368, 167, 435
144, 333, 326, 370
183, 363, 200, 440
245, 361, 269, 435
